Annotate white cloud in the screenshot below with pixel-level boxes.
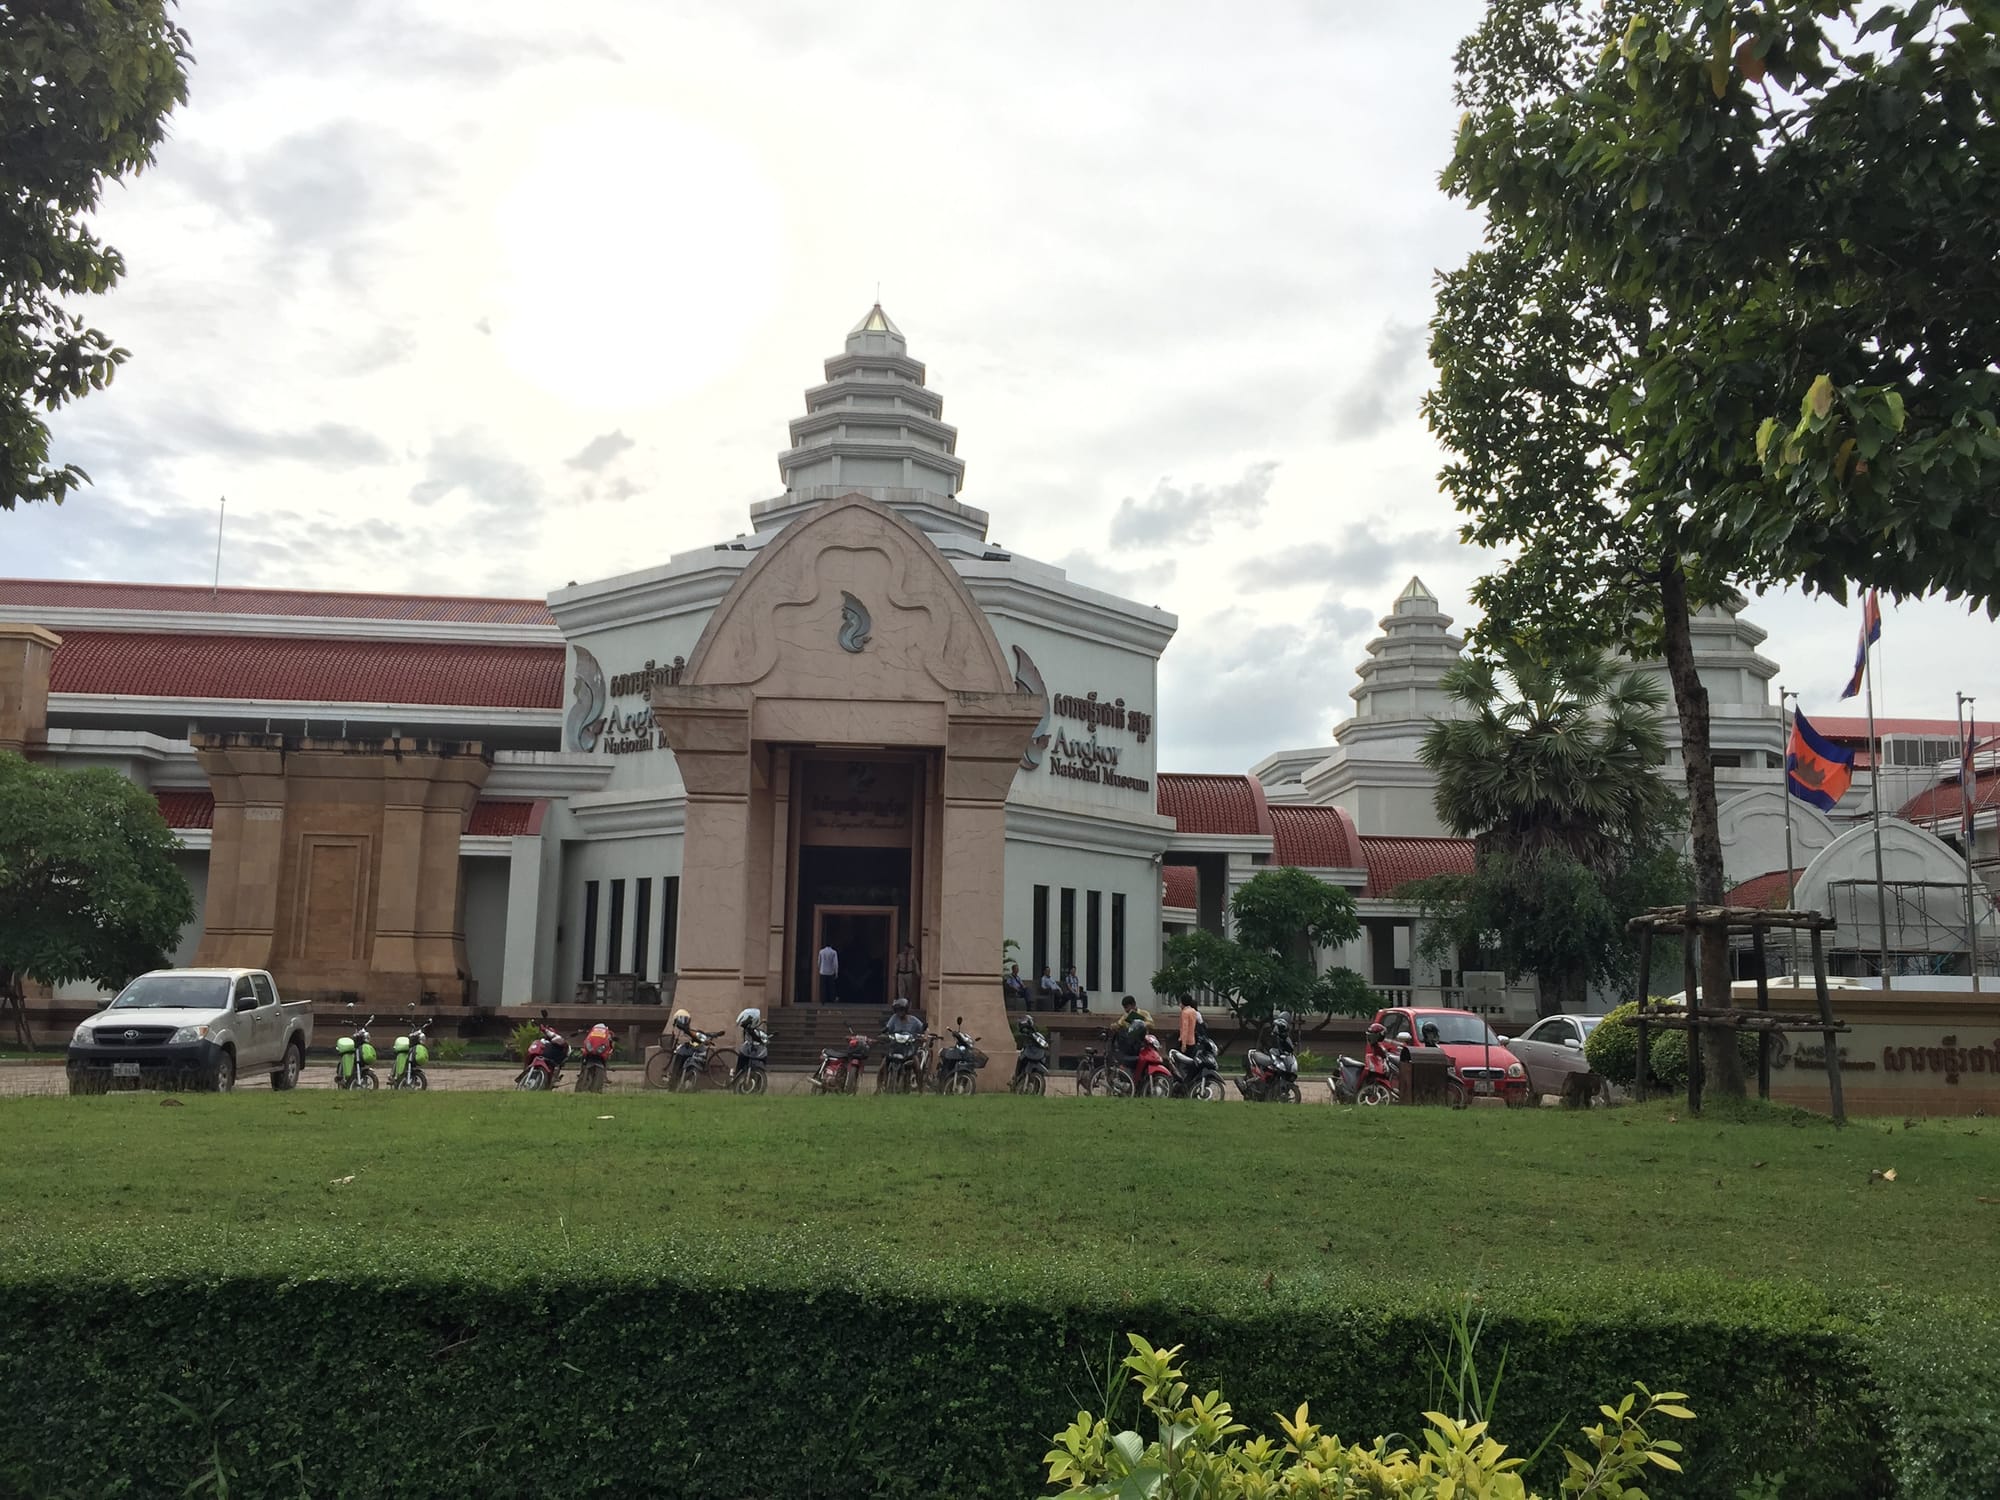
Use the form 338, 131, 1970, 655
8, 0, 1998, 777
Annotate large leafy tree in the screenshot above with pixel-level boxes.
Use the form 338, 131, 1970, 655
2, 0, 190, 510
1429, 0, 2000, 1092
1414, 647, 1687, 1014
1151, 866, 1373, 1032
0, 753, 194, 1046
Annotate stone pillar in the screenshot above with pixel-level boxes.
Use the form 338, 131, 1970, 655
654, 687, 754, 1032
500, 835, 544, 1005
194, 736, 288, 971
0, 623, 61, 757
937, 701, 1044, 1075
764, 747, 794, 1002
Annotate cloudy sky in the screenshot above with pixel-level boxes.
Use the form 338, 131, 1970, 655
9, 0, 1997, 770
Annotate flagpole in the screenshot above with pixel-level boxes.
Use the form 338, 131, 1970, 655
1865, 638, 1892, 991
1780, 687, 1798, 907
1959, 692, 1981, 994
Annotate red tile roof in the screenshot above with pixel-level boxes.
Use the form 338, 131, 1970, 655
0, 578, 554, 626
50, 632, 564, 709
1809, 716, 1965, 740
466, 799, 545, 837
1726, 869, 1807, 908
1899, 770, 2000, 825
1359, 835, 1476, 897
1157, 772, 1274, 837
1269, 803, 1363, 868
154, 790, 214, 829
1162, 864, 1198, 910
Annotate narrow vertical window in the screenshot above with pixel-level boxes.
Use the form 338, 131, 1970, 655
661, 877, 681, 977
1086, 890, 1102, 992
633, 878, 652, 978
1032, 884, 1050, 980
1060, 888, 1076, 973
1111, 893, 1126, 993
607, 879, 626, 974
581, 880, 600, 981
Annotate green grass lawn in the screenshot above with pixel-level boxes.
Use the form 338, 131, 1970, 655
4, 1090, 1995, 1299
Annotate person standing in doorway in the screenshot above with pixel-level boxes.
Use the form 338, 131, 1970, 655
895, 943, 921, 1006
818, 940, 840, 1003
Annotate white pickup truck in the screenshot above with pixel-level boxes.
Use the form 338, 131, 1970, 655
65, 968, 314, 1094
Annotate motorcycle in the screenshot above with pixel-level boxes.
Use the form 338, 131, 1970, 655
1330, 1027, 1467, 1109
333, 1012, 379, 1091
728, 1008, 771, 1095
1131, 1031, 1175, 1099
934, 1018, 988, 1096
1009, 1017, 1050, 1095
389, 1017, 432, 1090
809, 1032, 871, 1094
669, 1013, 723, 1093
1167, 1029, 1224, 1102
1235, 1015, 1302, 1103
876, 1022, 929, 1094
577, 1022, 615, 1094
516, 1018, 570, 1091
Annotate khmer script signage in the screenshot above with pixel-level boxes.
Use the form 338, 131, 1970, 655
567, 647, 688, 755
1010, 648, 1151, 793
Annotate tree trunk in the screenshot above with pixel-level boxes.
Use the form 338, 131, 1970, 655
1535, 966, 1587, 1019
1658, 554, 1746, 1098
0, 966, 32, 1051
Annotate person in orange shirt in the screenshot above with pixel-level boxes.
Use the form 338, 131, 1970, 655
1179, 996, 1200, 1051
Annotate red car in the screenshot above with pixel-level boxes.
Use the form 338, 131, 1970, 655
1366, 1007, 1531, 1106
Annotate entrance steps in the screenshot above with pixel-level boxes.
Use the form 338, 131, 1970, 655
763, 1004, 923, 1069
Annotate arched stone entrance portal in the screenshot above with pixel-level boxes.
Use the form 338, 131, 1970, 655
650, 495, 1043, 1056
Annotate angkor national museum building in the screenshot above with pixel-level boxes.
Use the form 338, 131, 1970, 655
5, 308, 1990, 1049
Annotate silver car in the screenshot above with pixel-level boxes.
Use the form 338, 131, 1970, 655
1500, 1014, 1605, 1101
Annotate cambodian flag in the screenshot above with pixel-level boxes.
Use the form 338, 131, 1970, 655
1787, 710, 1856, 812
1839, 588, 1882, 700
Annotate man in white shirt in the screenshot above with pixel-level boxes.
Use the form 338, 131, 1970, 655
818, 942, 839, 1003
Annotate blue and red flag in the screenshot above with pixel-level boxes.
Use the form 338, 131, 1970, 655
1839, 588, 1882, 700
1787, 709, 1856, 811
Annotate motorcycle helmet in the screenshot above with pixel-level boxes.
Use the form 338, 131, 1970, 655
672, 1007, 692, 1030
735, 1007, 761, 1029
1366, 1022, 1386, 1041
890, 996, 910, 1012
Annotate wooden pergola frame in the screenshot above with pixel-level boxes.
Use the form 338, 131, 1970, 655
1627, 904, 1848, 1124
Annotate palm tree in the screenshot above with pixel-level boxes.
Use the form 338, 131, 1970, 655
1420, 647, 1676, 870
1417, 645, 1683, 1015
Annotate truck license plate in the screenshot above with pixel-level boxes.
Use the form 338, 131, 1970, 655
112, 1063, 140, 1079
1473, 1080, 1495, 1096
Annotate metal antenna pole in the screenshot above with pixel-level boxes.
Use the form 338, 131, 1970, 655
212, 496, 226, 597
1960, 692, 1981, 993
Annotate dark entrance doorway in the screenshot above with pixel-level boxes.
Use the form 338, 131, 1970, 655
791, 755, 922, 1004
812, 906, 898, 1006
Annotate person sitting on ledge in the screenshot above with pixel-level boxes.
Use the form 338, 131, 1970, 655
1061, 964, 1088, 1013
1002, 962, 1030, 1005
1037, 966, 1062, 1011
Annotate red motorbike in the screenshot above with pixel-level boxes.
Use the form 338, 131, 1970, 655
1132, 1032, 1175, 1099
515, 1019, 570, 1091
809, 1033, 872, 1095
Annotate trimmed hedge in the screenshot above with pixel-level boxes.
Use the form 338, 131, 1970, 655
1588, 998, 1760, 1090
4, 1257, 1968, 1499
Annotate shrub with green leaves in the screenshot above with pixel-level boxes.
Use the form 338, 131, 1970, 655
1047, 1335, 1693, 1498
1587, 999, 1756, 1090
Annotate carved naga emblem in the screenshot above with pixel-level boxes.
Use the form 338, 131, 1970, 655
837, 592, 872, 654
566, 644, 609, 751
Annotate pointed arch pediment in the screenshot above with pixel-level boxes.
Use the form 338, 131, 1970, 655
682, 494, 1012, 701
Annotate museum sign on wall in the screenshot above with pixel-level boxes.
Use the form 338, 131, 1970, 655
1013, 647, 1152, 795
566, 647, 686, 755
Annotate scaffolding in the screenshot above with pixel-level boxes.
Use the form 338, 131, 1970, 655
1822, 878, 1998, 980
